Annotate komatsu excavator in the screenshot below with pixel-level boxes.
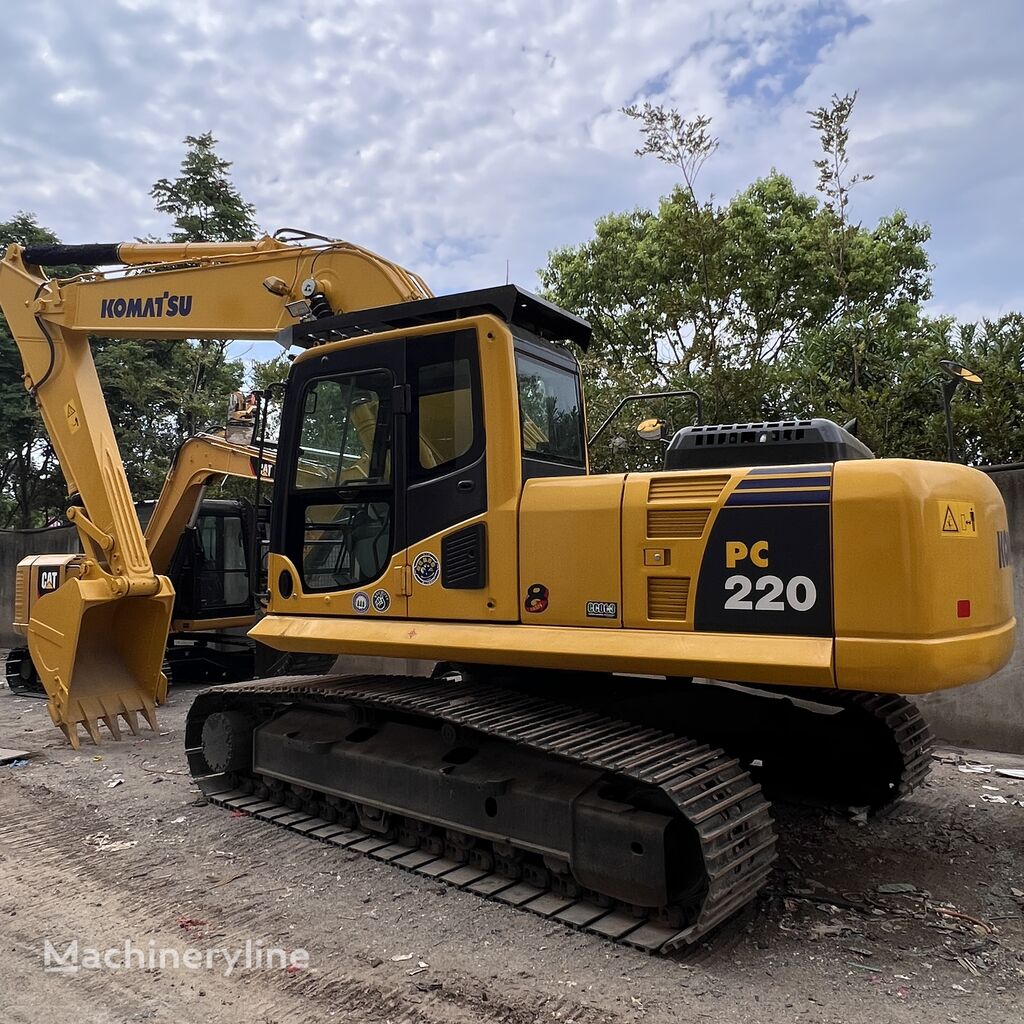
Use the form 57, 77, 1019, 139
7, 432, 333, 696
0, 231, 1013, 953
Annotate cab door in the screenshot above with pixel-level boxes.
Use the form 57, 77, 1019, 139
404, 328, 491, 619
279, 338, 409, 617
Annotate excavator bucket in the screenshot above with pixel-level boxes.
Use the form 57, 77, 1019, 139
26, 575, 174, 748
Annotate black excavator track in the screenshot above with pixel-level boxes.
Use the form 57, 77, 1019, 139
755, 687, 934, 813
5, 647, 44, 697
186, 675, 778, 953
456, 669, 934, 817
665, 684, 935, 815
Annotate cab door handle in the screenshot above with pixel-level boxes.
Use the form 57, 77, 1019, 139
457, 480, 474, 492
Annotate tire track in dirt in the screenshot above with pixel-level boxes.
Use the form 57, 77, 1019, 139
0, 780, 609, 1024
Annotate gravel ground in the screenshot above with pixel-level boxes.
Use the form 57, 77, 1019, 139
1, 670, 1022, 1024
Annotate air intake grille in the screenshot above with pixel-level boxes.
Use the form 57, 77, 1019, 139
647, 577, 690, 620
13, 566, 26, 625
647, 508, 710, 539
648, 475, 729, 502
441, 523, 487, 589
690, 420, 813, 447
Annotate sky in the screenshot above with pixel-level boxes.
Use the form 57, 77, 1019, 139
1, 0, 1021, 365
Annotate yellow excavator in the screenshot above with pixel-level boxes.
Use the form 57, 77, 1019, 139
0, 231, 1013, 953
7, 432, 333, 700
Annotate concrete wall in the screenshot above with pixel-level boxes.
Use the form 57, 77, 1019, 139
917, 466, 1024, 754
0, 526, 78, 647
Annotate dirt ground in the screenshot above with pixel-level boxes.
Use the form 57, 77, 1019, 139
1, 672, 1022, 1024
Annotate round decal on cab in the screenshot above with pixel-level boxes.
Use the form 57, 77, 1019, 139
412, 552, 440, 586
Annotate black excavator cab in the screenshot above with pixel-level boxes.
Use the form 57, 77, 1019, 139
168, 499, 258, 623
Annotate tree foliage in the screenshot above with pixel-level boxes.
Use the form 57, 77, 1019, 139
151, 132, 259, 243
98, 132, 256, 498
543, 94, 1017, 469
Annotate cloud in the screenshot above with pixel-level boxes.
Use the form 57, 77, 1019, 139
0, 0, 1018, 345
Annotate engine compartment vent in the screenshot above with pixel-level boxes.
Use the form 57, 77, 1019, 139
648, 475, 729, 503
664, 418, 874, 471
647, 577, 690, 621
441, 523, 487, 589
13, 566, 26, 627
647, 509, 710, 539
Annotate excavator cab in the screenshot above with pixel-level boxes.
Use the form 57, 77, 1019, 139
161, 499, 260, 685
0, 231, 433, 745
170, 500, 257, 622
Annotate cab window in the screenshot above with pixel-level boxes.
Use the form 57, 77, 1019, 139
295, 371, 393, 488
417, 356, 474, 470
195, 512, 250, 608
408, 330, 483, 483
292, 369, 394, 591
515, 352, 584, 466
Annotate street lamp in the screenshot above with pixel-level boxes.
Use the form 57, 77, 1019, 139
938, 359, 983, 463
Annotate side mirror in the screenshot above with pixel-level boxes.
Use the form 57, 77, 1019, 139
636, 417, 668, 442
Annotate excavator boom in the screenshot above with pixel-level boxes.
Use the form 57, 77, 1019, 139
0, 234, 430, 745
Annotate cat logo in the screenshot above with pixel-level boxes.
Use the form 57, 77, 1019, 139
38, 567, 60, 595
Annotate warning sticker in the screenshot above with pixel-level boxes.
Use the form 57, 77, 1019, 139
940, 501, 977, 537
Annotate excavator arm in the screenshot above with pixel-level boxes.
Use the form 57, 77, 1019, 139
145, 433, 272, 577
0, 233, 430, 745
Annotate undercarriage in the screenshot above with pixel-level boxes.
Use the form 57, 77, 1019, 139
185, 672, 932, 952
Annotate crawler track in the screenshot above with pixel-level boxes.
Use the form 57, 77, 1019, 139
186, 675, 778, 953
445, 668, 935, 818
5, 647, 44, 697
806, 688, 934, 808
521, 676, 934, 816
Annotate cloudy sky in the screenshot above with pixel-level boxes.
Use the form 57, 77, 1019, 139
1, 0, 1020, 362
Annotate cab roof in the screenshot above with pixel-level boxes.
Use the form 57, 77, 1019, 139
280, 285, 592, 352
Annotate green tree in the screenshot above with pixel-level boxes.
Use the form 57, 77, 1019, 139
151, 132, 259, 242
542, 99, 938, 467
147, 131, 257, 443
943, 315, 1024, 465
1, 135, 259, 522
808, 91, 874, 389
251, 353, 292, 392
543, 172, 932, 464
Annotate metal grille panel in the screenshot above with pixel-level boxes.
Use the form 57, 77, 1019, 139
647, 475, 729, 502
647, 577, 690, 620
646, 509, 710, 538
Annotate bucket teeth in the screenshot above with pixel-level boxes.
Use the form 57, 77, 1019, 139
140, 702, 158, 734
50, 695, 159, 749
25, 575, 174, 749
59, 720, 82, 750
